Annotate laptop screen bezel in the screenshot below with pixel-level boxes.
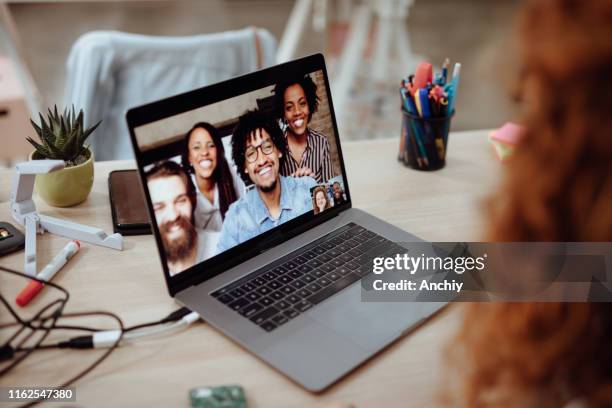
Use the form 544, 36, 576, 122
126, 53, 352, 297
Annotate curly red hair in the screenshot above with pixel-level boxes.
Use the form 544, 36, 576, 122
451, 0, 612, 406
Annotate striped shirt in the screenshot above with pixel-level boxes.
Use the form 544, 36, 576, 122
280, 127, 335, 183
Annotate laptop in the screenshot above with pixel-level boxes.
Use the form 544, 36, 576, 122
126, 54, 444, 391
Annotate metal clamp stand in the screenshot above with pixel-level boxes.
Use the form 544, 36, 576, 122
9, 160, 123, 276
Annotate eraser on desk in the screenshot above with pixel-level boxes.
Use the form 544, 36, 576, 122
413, 61, 433, 90
490, 122, 524, 146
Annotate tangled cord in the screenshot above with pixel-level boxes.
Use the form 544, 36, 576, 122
0, 264, 124, 408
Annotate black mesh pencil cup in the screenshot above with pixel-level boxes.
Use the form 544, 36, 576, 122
400, 108, 455, 171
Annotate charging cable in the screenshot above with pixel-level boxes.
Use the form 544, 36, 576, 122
2, 306, 201, 356
59, 311, 200, 349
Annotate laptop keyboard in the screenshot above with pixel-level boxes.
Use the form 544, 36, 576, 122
211, 223, 405, 332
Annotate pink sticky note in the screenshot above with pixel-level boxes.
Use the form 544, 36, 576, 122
490, 122, 524, 146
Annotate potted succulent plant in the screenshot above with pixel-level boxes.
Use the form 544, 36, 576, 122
27, 106, 101, 207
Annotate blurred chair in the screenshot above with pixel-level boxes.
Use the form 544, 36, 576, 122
64, 28, 277, 161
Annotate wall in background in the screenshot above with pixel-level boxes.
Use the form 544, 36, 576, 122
5, 0, 521, 140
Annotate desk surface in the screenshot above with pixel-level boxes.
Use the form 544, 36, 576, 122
0, 131, 499, 407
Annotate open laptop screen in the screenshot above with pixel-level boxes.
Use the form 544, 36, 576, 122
129, 57, 350, 293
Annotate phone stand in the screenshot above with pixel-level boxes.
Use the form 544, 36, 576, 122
9, 159, 123, 276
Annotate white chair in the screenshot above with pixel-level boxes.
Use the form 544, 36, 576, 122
64, 28, 277, 161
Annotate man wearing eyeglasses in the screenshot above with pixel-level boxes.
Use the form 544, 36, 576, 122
217, 109, 317, 252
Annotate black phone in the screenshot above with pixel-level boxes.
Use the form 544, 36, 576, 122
108, 170, 151, 235
0, 222, 25, 257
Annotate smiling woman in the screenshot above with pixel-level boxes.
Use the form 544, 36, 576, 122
181, 122, 242, 231
273, 74, 336, 183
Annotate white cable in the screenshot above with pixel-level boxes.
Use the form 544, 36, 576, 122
92, 312, 200, 349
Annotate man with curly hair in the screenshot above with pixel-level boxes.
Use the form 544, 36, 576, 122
217, 109, 316, 252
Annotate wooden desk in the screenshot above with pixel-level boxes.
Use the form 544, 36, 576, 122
0, 131, 499, 407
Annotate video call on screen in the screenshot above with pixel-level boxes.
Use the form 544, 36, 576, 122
135, 70, 347, 277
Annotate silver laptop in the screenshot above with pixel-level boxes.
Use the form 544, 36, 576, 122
126, 54, 444, 391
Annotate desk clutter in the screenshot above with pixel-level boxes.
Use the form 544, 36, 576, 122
398, 59, 461, 170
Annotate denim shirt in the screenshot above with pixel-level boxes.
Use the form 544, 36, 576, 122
216, 176, 317, 253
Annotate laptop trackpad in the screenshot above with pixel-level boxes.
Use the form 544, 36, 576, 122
310, 284, 443, 352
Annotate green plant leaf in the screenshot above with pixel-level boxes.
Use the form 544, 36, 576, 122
38, 113, 55, 145
75, 109, 84, 130
64, 132, 80, 161
29, 118, 43, 139
26, 137, 56, 159
46, 138, 65, 159
81, 120, 101, 144
27, 105, 100, 163
47, 108, 58, 136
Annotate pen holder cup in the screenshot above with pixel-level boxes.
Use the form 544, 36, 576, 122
400, 108, 455, 171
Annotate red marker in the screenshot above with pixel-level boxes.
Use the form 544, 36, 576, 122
16, 240, 80, 307
413, 61, 433, 91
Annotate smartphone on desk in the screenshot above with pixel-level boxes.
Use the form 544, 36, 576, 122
108, 170, 151, 235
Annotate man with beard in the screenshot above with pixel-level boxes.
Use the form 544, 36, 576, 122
217, 109, 316, 252
146, 161, 214, 276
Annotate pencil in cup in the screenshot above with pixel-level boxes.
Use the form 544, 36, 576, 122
400, 108, 455, 171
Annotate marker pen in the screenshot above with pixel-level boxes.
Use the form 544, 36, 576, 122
446, 63, 461, 113
16, 240, 80, 307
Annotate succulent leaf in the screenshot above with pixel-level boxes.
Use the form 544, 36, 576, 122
26, 105, 101, 165
81, 120, 101, 144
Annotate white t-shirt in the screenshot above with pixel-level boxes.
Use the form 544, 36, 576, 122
191, 170, 244, 231
196, 229, 220, 263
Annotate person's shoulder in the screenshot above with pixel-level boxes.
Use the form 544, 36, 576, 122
224, 194, 250, 219
308, 127, 329, 144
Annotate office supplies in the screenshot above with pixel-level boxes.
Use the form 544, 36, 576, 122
10, 160, 123, 276
446, 62, 461, 114
413, 61, 433, 90
408, 128, 423, 168
439, 97, 449, 117
452, 62, 461, 80
109, 170, 151, 235
402, 91, 429, 167
433, 73, 443, 86
414, 90, 423, 116
489, 122, 525, 162
189, 385, 247, 408
402, 108, 429, 168
398, 58, 459, 170
490, 122, 524, 145
126, 54, 444, 392
0, 221, 24, 256
15, 240, 80, 307
418, 89, 431, 118
442, 58, 449, 85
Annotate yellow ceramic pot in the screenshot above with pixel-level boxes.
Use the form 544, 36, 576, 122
32, 149, 94, 207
